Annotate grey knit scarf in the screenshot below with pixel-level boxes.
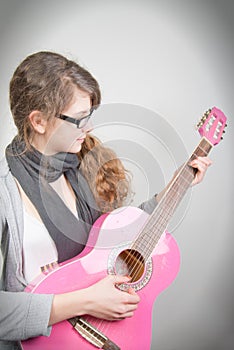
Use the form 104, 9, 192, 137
6, 137, 101, 262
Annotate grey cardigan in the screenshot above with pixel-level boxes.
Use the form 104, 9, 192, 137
0, 156, 157, 350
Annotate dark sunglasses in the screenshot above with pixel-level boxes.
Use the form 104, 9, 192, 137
56, 108, 94, 129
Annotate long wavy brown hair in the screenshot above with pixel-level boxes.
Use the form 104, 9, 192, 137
79, 134, 132, 212
9, 51, 131, 212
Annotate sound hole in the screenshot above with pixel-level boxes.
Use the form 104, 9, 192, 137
115, 249, 145, 282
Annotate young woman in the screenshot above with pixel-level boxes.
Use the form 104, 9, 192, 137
0, 51, 212, 350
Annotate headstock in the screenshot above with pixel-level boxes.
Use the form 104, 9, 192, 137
197, 107, 227, 145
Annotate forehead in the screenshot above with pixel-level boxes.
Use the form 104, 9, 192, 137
65, 88, 91, 114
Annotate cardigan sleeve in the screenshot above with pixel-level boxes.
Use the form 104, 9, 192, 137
0, 173, 54, 341
0, 291, 54, 341
0, 213, 53, 341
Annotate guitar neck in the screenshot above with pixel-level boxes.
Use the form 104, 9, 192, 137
132, 137, 213, 259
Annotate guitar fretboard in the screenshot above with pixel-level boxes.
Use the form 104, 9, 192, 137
132, 137, 213, 259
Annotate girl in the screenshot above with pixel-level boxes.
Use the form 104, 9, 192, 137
0, 51, 212, 350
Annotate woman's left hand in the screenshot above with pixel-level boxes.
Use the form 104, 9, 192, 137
156, 156, 213, 203
189, 156, 212, 186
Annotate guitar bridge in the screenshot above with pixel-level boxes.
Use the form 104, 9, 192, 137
68, 316, 120, 350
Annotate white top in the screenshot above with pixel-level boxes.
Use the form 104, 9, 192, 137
22, 206, 58, 283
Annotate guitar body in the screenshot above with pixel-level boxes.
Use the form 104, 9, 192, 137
21, 206, 180, 350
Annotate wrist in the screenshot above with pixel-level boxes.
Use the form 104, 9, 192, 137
49, 289, 89, 326
71, 288, 90, 316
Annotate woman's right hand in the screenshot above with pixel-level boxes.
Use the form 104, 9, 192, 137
49, 275, 140, 326
83, 275, 140, 320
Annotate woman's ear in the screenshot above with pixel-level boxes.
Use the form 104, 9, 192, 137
28, 111, 47, 134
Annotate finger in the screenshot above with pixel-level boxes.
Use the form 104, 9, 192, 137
126, 287, 141, 303
189, 159, 203, 169
125, 293, 140, 304
110, 274, 131, 285
110, 312, 134, 320
197, 158, 212, 169
197, 156, 212, 165
189, 161, 207, 175
125, 303, 139, 312
120, 311, 135, 318
190, 157, 212, 168
113, 307, 137, 319
192, 169, 205, 185
127, 287, 137, 295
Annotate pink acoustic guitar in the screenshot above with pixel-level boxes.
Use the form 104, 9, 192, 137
21, 107, 227, 350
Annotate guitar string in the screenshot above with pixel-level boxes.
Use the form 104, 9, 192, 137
128, 165, 193, 282
84, 119, 223, 339
130, 142, 212, 283
121, 140, 211, 286
121, 150, 197, 273
129, 142, 211, 282
81, 148, 198, 338
90, 140, 211, 337
123, 155, 196, 279
84, 162, 195, 337
84, 140, 210, 339
80, 113, 223, 340
78, 139, 212, 338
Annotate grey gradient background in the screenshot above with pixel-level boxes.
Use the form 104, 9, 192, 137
0, 0, 233, 349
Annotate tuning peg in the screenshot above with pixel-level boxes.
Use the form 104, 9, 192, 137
196, 122, 202, 129
205, 108, 211, 116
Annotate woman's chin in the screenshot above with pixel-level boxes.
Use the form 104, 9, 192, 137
67, 142, 82, 154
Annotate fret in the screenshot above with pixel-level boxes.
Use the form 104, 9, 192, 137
191, 140, 212, 158
177, 172, 193, 185
168, 183, 187, 199
136, 240, 149, 250
134, 220, 166, 254
143, 209, 172, 233
133, 222, 165, 254
133, 228, 159, 252
196, 146, 208, 156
